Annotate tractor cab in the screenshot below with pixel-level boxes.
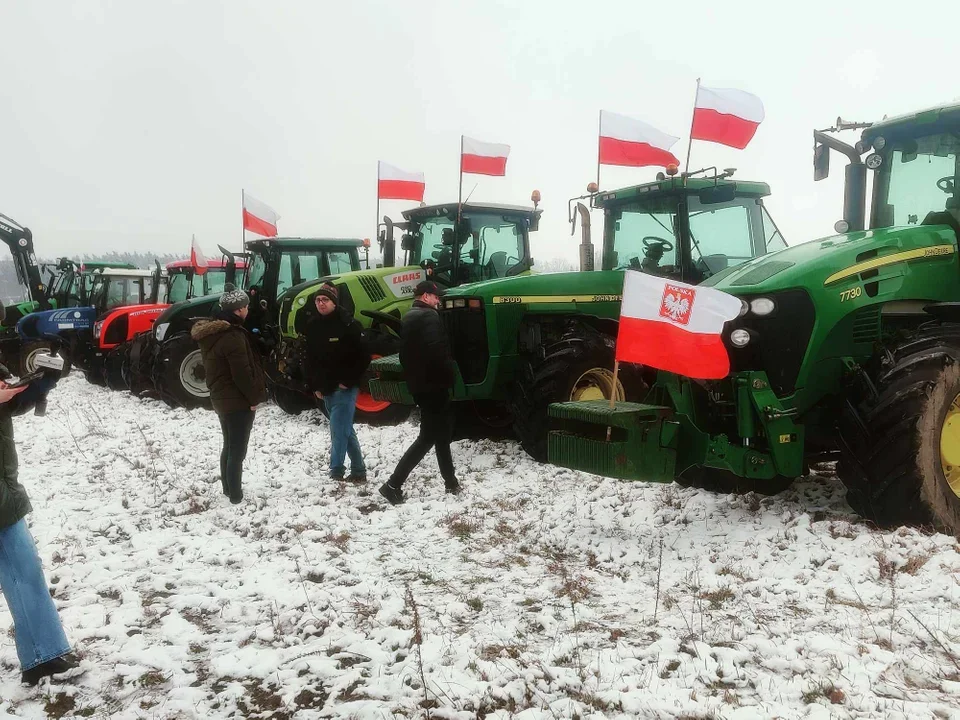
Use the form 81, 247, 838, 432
164, 258, 247, 305
88, 267, 166, 313
585, 172, 785, 283
399, 202, 539, 285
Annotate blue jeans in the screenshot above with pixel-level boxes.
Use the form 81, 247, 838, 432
323, 387, 365, 478
0, 519, 71, 671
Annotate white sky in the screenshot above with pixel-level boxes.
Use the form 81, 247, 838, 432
1, 0, 957, 264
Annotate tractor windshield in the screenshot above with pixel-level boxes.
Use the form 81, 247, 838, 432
90, 276, 145, 311
410, 212, 527, 283
609, 194, 771, 281
872, 131, 960, 230
167, 273, 192, 304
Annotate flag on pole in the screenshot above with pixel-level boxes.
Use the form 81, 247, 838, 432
691, 86, 765, 149
599, 110, 681, 168
461, 136, 510, 176
190, 235, 208, 275
615, 271, 744, 379
242, 191, 280, 237
378, 162, 426, 202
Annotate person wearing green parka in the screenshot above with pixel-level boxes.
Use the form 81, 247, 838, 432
0, 310, 78, 686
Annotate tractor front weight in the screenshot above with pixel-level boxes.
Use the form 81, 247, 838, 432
547, 370, 806, 486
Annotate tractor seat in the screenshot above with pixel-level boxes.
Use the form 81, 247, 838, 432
486, 251, 508, 278
922, 209, 960, 240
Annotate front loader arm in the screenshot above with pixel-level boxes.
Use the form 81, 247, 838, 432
0, 212, 50, 310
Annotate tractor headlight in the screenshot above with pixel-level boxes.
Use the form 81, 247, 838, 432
730, 328, 752, 348
155, 322, 170, 342
873, 135, 886, 151
749, 297, 776, 316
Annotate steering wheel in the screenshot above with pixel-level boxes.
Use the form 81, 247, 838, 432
937, 176, 956, 194
642, 236, 674, 252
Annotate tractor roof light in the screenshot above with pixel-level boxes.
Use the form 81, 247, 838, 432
362, 238, 371, 248
665, 163, 679, 177
834, 219, 850, 234
865, 153, 884, 170
749, 297, 776, 316
730, 328, 752, 348
586, 182, 599, 193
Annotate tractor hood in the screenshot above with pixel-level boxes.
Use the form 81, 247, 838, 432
18, 307, 97, 340
444, 270, 626, 302
704, 223, 959, 295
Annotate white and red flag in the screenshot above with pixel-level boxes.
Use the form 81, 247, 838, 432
461, 136, 510, 176
378, 162, 425, 202
242, 191, 279, 237
691, 85, 765, 150
615, 271, 743, 379
190, 235, 208, 275
599, 110, 680, 168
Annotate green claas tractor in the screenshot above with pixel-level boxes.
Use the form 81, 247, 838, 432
368, 174, 787, 455
148, 237, 367, 408
543, 101, 960, 535
270, 201, 540, 423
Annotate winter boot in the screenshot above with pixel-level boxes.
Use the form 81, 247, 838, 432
21, 654, 80, 686
378, 481, 404, 505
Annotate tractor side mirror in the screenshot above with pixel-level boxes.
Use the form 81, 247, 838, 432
400, 233, 416, 251
814, 142, 830, 181
441, 228, 456, 246
698, 185, 737, 205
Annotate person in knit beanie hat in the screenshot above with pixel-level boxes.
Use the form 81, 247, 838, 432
315, 282, 338, 305
219, 284, 250, 312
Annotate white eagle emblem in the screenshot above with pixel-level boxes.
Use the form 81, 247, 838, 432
659, 284, 696, 325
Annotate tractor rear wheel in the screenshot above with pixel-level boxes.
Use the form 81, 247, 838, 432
156, 332, 211, 409
17, 340, 72, 379
511, 327, 634, 462
103, 345, 129, 390
272, 384, 317, 415
837, 323, 960, 534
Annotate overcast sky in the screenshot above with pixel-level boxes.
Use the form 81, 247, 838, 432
1, 0, 957, 264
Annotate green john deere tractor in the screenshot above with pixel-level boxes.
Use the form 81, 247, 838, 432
149, 237, 366, 409
368, 173, 787, 457
544, 101, 960, 535
270, 200, 540, 424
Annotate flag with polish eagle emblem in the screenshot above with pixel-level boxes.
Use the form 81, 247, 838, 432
615, 271, 744, 379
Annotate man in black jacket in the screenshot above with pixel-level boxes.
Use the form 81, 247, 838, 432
304, 283, 369, 481
379, 280, 460, 504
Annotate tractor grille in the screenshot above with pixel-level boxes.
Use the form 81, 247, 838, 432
358, 275, 386, 303
443, 307, 489, 384
726, 289, 816, 396
851, 305, 881, 345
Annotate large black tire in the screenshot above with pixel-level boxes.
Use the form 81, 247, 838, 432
126, 333, 157, 397
17, 340, 72, 379
103, 345, 129, 391
675, 467, 794, 496
511, 325, 639, 462
155, 332, 212, 409
837, 323, 960, 534
272, 384, 317, 415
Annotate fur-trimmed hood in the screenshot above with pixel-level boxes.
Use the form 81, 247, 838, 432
191, 318, 234, 342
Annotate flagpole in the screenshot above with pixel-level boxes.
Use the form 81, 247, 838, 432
240, 189, 245, 252
683, 78, 701, 178
457, 135, 464, 224
596, 109, 602, 190
376, 161, 381, 253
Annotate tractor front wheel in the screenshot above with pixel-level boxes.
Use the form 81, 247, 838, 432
17, 340, 72, 379
103, 345, 129, 390
511, 328, 634, 462
838, 324, 960, 534
156, 332, 211, 409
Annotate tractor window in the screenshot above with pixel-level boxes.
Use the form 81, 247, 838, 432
103, 278, 138, 310
873, 134, 959, 229
277, 252, 329, 298
205, 269, 227, 296
476, 222, 522, 279
761, 206, 787, 252
687, 201, 756, 277
610, 203, 680, 271
410, 218, 455, 266
327, 250, 355, 275
168, 274, 191, 304
246, 253, 267, 291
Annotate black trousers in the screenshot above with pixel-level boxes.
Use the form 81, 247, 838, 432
218, 410, 255, 500
390, 390, 455, 487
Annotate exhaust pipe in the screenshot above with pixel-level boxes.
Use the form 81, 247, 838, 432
576, 202, 594, 271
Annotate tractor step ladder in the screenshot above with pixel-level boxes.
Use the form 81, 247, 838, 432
547, 400, 679, 482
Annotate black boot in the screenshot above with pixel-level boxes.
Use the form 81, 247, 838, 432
378, 481, 404, 505
21, 654, 79, 686
445, 479, 461, 495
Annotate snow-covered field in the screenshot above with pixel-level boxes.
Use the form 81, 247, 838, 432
2, 374, 959, 719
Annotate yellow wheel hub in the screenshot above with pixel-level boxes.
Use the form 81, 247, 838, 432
570, 368, 625, 403
939, 393, 960, 499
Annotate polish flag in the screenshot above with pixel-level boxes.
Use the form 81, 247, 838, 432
190, 235, 208, 276
599, 110, 680, 168
461, 136, 510, 176
378, 162, 425, 202
615, 271, 744, 379
242, 191, 280, 237
691, 86, 765, 150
